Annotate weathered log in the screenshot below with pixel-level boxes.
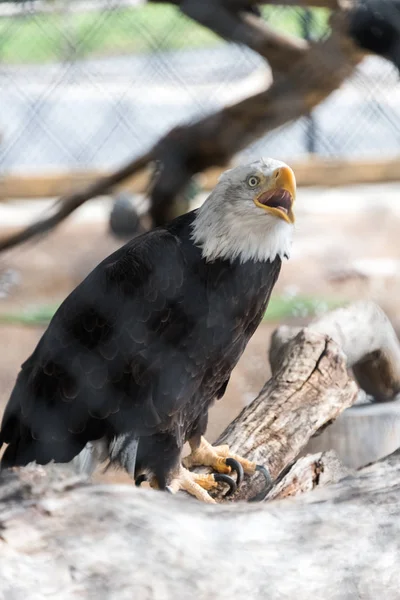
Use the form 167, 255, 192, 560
192, 301, 400, 501
266, 449, 352, 500
196, 329, 358, 501
1, 450, 400, 599
267, 301, 400, 471
1, 301, 399, 596
270, 301, 400, 401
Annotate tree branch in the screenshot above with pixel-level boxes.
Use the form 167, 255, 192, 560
0, 151, 155, 253
250, 0, 342, 8
178, 1, 308, 74
256, 0, 342, 8
154, 0, 342, 13
0, 10, 365, 252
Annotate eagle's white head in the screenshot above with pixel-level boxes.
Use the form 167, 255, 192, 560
191, 157, 296, 264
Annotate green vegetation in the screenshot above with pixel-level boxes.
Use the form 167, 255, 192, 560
0, 294, 343, 328
263, 294, 344, 323
0, 303, 59, 326
0, 4, 329, 64
0, 5, 218, 64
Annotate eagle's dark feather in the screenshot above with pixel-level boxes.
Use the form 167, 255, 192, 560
0, 210, 280, 486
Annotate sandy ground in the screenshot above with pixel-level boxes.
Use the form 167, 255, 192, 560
1, 183, 400, 482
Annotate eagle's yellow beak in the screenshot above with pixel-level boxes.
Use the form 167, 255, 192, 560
253, 166, 296, 224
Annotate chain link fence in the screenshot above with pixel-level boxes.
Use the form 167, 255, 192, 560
0, 0, 399, 177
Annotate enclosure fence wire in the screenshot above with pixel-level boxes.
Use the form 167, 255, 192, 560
0, 0, 399, 176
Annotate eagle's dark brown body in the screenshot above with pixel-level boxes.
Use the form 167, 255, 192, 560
0, 210, 281, 486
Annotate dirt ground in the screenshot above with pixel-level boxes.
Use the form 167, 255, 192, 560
1, 186, 400, 482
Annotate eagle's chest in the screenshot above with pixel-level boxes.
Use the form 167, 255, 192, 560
206, 257, 276, 324
188, 257, 281, 381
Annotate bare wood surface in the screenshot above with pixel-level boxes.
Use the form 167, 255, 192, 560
5, 156, 400, 202
0, 152, 155, 253
0, 169, 151, 201
285, 156, 400, 188
1, 301, 399, 596
1, 449, 400, 599
270, 301, 400, 401
266, 449, 352, 500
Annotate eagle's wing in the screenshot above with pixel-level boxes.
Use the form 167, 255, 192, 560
0, 228, 194, 466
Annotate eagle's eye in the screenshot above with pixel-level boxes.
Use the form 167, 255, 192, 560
247, 175, 260, 188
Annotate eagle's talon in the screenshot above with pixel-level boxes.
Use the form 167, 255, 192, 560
213, 472, 237, 496
184, 437, 261, 497
135, 474, 148, 487
256, 464, 272, 484
248, 464, 273, 503
225, 457, 244, 487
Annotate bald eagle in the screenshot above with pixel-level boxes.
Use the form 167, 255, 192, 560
0, 158, 296, 503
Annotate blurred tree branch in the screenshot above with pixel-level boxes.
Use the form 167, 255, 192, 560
0, 0, 390, 252
154, 0, 342, 12
168, 1, 309, 73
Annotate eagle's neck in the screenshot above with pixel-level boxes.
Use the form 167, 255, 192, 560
190, 197, 293, 264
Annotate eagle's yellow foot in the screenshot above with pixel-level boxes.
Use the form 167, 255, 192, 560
183, 437, 272, 498
135, 465, 236, 503
166, 465, 236, 503
183, 437, 248, 485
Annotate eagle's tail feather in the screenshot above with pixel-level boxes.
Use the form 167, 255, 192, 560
0, 425, 88, 471
71, 438, 109, 478
109, 434, 139, 478
1, 428, 42, 469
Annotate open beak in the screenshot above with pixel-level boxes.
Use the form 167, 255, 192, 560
254, 166, 296, 224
